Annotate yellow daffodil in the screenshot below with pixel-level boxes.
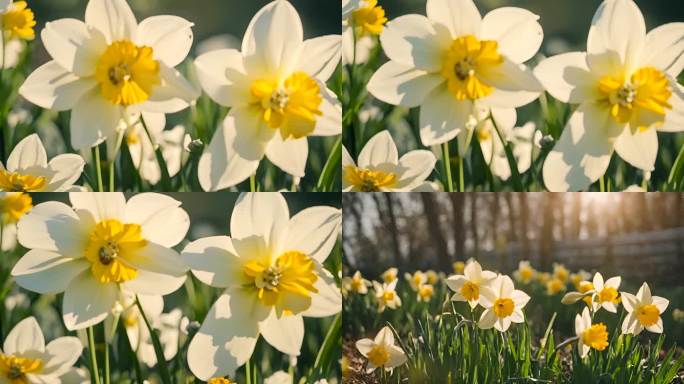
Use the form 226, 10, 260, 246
381, 267, 398, 283
405, 271, 427, 292
0, 192, 31, 224
591, 272, 621, 313
553, 263, 569, 283
621, 282, 669, 335
342, 0, 388, 64
575, 307, 609, 358
512, 261, 536, 284
546, 278, 566, 296
417, 284, 434, 302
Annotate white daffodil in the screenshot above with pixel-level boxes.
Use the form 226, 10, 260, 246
183, 193, 342, 380
367, 0, 543, 147
342, 0, 388, 65
0, 191, 32, 224
417, 284, 434, 302
342, 271, 371, 295
194, 0, 342, 191
343, 131, 437, 191
373, 280, 401, 312
536, 0, 684, 191
404, 270, 427, 292
1, 0, 35, 69
0, 317, 83, 383
591, 272, 621, 313
355, 326, 407, 373
478, 274, 530, 332
621, 282, 669, 335
571, 269, 592, 290
512, 261, 536, 284
19, 0, 198, 151
575, 307, 609, 358
446, 259, 496, 309
0, 134, 85, 192
11, 193, 189, 330
553, 263, 570, 283
381, 267, 398, 283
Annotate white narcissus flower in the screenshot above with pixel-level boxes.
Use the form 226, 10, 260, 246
19, 0, 199, 151
513, 260, 536, 284
575, 307, 609, 358
404, 270, 427, 292
194, 0, 342, 191
536, 0, 684, 191
367, 0, 543, 147
183, 193, 342, 380
621, 282, 669, 335
342, 0, 388, 65
342, 271, 371, 295
446, 259, 496, 309
0, 317, 82, 383
343, 131, 436, 191
381, 267, 398, 283
0, 134, 85, 192
355, 326, 407, 373
478, 275, 530, 332
373, 280, 401, 312
11, 193, 190, 330
1, 0, 35, 69
591, 272, 621, 313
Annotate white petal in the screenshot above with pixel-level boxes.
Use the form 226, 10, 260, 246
357, 131, 398, 169
380, 14, 446, 72
41, 337, 83, 376
420, 86, 473, 146
198, 112, 262, 191
587, 0, 646, 72
374, 326, 394, 346
264, 136, 308, 178
230, 106, 273, 161
478, 58, 542, 108
193, 49, 251, 107
137, 15, 193, 67
241, 0, 303, 75
7, 134, 48, 172
17, 201, 84, 254
395, 150, 437, 190
70, 89, 121, 149
643, 23, 684, 78
509, 309, 524, 323
258, 311, 304, 356
282, 206, 341, 264
387, 345, 407, 368
478, 309, 497, 329
12, 250, 89, 294
542, 102, 620, 191
63, 272, 118, 330
355, 339, 374, 356
19, 61, 97, 111
70, 192, 126, 222
124, 193, 189, 247
182, 236, 241, 288
367, 61, 443, 108
187, 290, 262, 380
297, 35, 341, 82
45, 154, 86, 192
646, 318, 664, 333
303, 267, 342, 318
652, 296, 669, 313
85, 0, 137, 42
122, 243, 187, 295
637, 282, 652, 303
511, 290, 530, 308
313, 88, 342, 137
620, 292, 637, 313
614, 126, 657, 171
659, 84, 684, 132
426, 0, 481, 38
230, 193, 289, 252
41, 18, 107, 77
3, 317, 45, 355
480, 7, 543, 63
605, 276, 621, 289
534, 52, 599, 103
142, 63, 198, 113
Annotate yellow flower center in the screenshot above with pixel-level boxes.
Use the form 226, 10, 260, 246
460, 281, 479, 302
351, 277, 364, 292
382, 270, 397, 283
243, 250, 319, 313
519, 267, 534, 283
0, 354, 43, 383
546, 279, 565, 295
598, 287, 619, 304
636, 304, 660, 327
344, 166, 397, 192
85, 219, 147, 284
579, 281, 594, 306
208, 378, 233, 384
582, 323, 609, 351
0, 170, 47, 192
367, 345, 390, 367
493, 297, 514, 318
95, 40, 160, 106
2, 1, 35, 40
352, 0, 388, 36
0, 192, 32, 224
382, 290, 395, 303
598, 67, 672, 126
554, 267, 569, 282
250, 71, 323, 139
418, 284, 434, 300
442, 35, 503, 101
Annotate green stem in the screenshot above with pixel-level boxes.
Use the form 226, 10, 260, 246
316, 136, 342, 191
93, 146, 104, 192
139, 115, 171, 190
490, 114, 524, 191
458, 155, 465, 192
108, 159, 115, 192
135, 296, 172, 384
599, 176, 605, 192
442, 142, 454, 192
249, 174, 256, 192
103, 336, 110, 384
87, 327, 102, 384
246, 358, 252, 384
